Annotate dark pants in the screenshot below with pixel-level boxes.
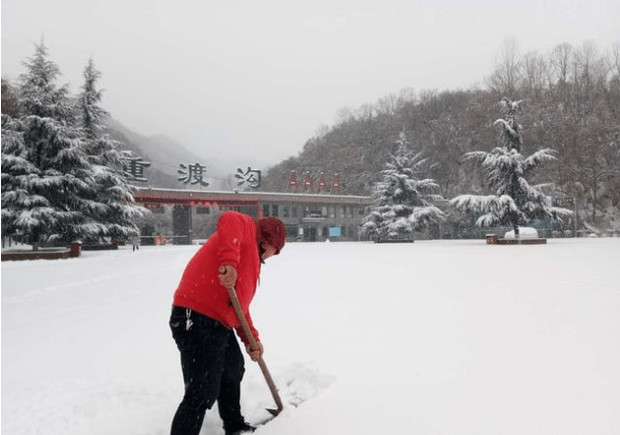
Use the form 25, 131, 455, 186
169, 306, 246, 435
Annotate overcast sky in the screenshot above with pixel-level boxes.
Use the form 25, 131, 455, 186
2, 0, 619, 168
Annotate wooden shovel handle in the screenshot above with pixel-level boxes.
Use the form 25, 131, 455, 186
226, 286, 284, 413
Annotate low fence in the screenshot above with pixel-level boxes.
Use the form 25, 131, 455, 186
1, 242, 82, 262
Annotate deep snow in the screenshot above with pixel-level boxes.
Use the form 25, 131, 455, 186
2, 239, 619, 434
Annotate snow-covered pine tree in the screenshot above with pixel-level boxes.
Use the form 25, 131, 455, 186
450, 97, 572, 237
1, 78, 21, 117
77, 58, 146, 242
1, 115, 44, 242
360, 132, 444, 241
1, 42, 103, 249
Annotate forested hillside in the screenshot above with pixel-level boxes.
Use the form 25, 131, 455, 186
262, 41, 620, 229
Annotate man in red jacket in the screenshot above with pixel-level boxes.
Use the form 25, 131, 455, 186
169, 211, 286, 435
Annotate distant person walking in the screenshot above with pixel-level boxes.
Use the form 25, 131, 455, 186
169, 211, 286, 435
131, 234, 140, 252
155, 233, 166, 245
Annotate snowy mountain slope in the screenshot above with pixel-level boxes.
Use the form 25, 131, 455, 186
105, 119, 233, 189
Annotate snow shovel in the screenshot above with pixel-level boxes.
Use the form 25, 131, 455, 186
226, 286, 284, 417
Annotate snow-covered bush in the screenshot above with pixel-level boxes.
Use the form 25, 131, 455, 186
504, 227, 538, 239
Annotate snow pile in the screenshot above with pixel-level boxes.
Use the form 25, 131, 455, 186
244, 363, 335, 426
3, 239, 620, 435
504, 226, 539, 239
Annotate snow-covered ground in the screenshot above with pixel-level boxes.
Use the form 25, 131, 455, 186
2, 239, 619, 435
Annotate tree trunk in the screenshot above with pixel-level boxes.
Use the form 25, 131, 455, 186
514, 224, 520, 239
31, 229, 40, 251
592, 179, 597, 225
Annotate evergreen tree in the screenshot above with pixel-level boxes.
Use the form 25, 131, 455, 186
1, 79, 21, 117
360, 132, 444, 240
450, 98, 572, 237
76, 58, 146, 242
1, 115, 45, 241
1, 42, 102, 249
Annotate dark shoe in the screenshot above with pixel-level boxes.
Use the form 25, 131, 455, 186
225, 422, 256, 435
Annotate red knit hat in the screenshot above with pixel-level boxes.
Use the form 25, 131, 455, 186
257, 217, 286, 255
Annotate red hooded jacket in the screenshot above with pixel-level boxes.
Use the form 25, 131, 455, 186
173, 211, 261, 345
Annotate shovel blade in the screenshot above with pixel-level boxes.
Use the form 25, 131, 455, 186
266, 407, 282, 417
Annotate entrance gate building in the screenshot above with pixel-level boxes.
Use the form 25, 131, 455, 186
133, 187, 372, 244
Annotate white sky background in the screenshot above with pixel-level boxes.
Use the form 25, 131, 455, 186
2, 0, 619, 168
